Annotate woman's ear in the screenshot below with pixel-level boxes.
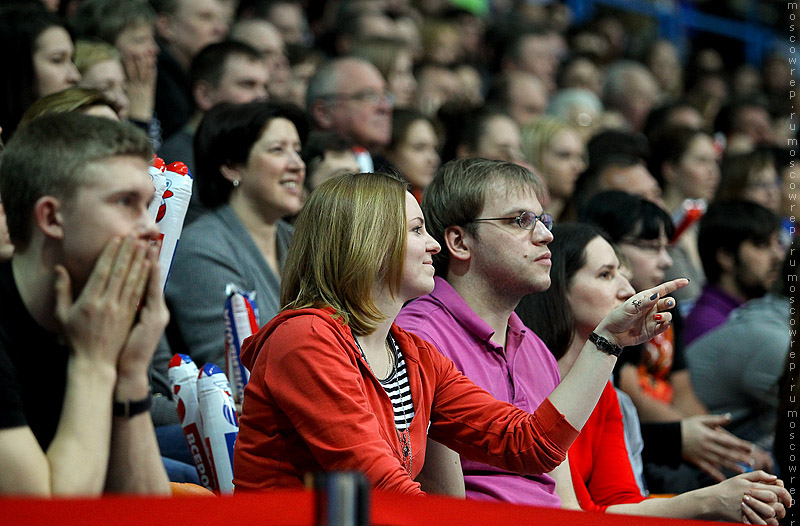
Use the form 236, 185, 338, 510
33, 196, 64, 240
220, 164, 240, 185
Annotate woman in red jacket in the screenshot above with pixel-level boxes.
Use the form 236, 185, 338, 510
233, 169, 686, 495
519, 222, 790, 523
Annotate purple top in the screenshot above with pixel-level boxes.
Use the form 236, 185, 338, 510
397, 277, 562, 508
683, 285, 743, 346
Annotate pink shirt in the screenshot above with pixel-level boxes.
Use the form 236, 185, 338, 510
397, 277, 563, 508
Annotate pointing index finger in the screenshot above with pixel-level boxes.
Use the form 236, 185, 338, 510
651, 278, 690, 299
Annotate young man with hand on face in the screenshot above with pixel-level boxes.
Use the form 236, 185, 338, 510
0, 113, 170, 496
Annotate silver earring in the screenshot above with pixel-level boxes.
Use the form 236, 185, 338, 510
232, 179, 239, 187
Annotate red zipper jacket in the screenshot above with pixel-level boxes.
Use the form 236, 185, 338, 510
233, 308, 578, 494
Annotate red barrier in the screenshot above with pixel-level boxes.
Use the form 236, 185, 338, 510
0, 489, 720, 526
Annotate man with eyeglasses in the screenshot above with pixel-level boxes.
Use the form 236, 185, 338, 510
396, 158, 581, 508
683, 200, 784, 346
306, 57, 392, 172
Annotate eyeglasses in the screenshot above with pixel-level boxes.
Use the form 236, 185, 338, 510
323, 90, 392, 106
470, 211, 554, 231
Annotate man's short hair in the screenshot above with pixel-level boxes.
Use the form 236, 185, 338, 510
422, 158, 544, 276
189, 40, 263, 91
698, 200, 781, 285
0, 113, 152, 248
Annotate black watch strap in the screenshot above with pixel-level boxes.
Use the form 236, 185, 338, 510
589, 332, 623, 357
113, 394, 153, 418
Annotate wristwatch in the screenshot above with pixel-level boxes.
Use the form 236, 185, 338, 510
589, 332, 624, 357
113, 394, 153, 418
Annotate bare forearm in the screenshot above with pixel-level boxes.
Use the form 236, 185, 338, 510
46, 357, 117, 495
605, 490, 714, 520
550, 457, 581, 510
105, 369, 170, 495
415, 438, 465, 497
548, 343, 617, 430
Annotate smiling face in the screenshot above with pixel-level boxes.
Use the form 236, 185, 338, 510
232, 117, 305, 220
465, 183, 554, 302
566, 236, 635, 337
58, 155, 158, 292
33, 26, 80, 98
399, 192, 440, 301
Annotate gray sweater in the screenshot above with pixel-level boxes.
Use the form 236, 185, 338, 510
153, 205, 293, 381
686, 293, 789, 448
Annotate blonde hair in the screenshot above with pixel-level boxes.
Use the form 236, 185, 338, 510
281, 172, 408, 335
74, 39, 120, 76
520, 116, 574, 170
19, 86, 113, 125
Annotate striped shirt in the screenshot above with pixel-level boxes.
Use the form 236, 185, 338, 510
355, 335, 415, 432
380, 348, 414, 431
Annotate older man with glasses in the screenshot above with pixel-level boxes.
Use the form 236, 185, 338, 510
306, 57, 393, 172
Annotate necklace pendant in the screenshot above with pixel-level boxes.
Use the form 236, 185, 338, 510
399, 429, 411, 476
